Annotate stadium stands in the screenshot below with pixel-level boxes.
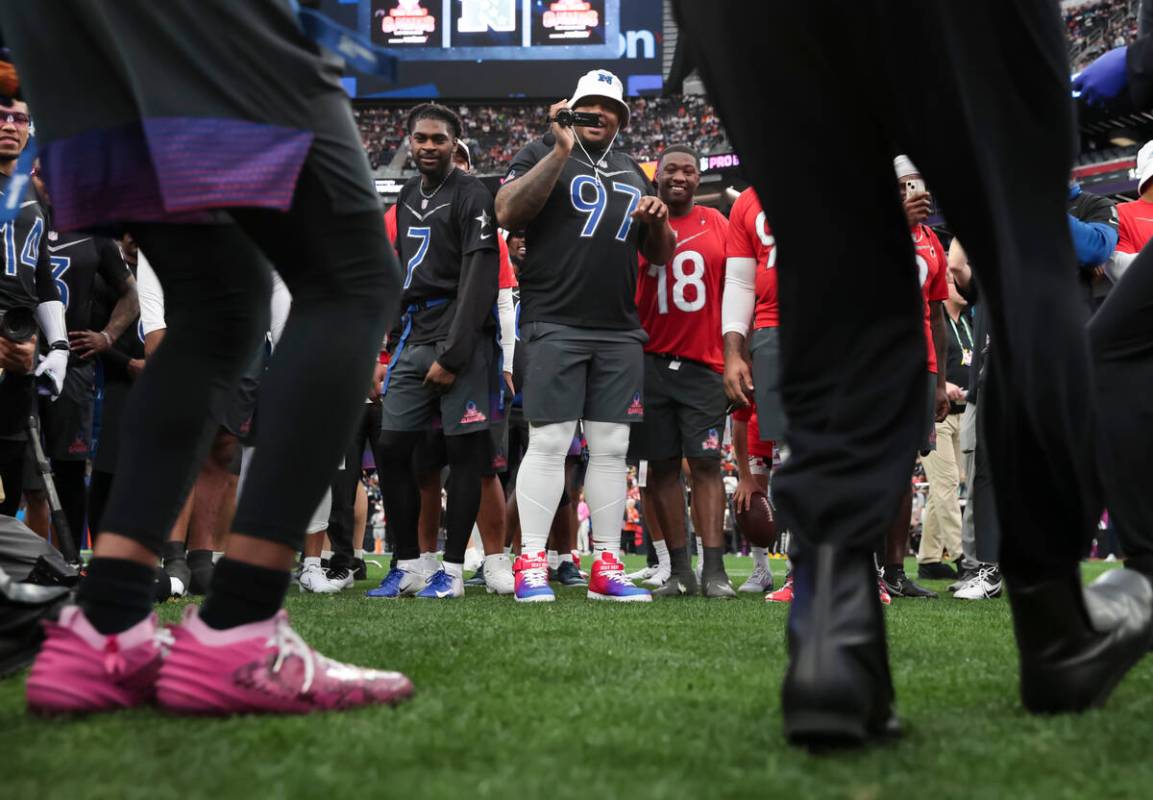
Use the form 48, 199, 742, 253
355, 94, 730, 176
1067, 0, 1140, 71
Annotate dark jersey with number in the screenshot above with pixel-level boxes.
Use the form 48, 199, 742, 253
44, 231, 132, 332
0, 174, 57, 311
504, 139, 654, 330
394, 169, 499, 346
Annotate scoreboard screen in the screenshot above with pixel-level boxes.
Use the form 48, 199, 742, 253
317, 0, 661, 99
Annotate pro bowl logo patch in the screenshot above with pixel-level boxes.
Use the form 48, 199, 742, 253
701, 428, 720, 451
627, 393, 644, 416
460, 401, 487, 425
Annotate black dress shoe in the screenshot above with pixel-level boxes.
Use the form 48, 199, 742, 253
1008, 568, 1153, 714
782, 545, 902, 749
917, 561, 957, 581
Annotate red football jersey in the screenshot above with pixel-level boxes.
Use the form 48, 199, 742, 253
726, 188, 779, 329
1115, 199, 1153, 254
636, 205, 729, 372
384, 204, 398, 246
912, 224, 949, 374
732, 404, 774, 459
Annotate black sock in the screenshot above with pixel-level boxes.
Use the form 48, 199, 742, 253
884, 564, 905, 578
77, 558, 158, 634
162, 540, 187, 563
198, 558, 291, 630
702, 546, 726, 576
669, 545, 691, 574
187, 549, 215, 595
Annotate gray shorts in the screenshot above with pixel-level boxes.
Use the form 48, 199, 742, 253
628, 354, 727, 461
381, 338, 499, 436
750, 326, 787, 441
520, 322, 647, 424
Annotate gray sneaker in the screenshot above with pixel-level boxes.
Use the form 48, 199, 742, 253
702, 574, 737, 599
464, 563, 487, 587
652, 572, 699, 598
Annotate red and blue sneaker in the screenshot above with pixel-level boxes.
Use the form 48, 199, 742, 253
588, 552, 652, 603
513, 552, 555, 603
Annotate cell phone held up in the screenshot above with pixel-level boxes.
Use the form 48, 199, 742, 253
552, 109, 605, 129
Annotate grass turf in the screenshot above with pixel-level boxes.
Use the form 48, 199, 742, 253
2, 556, 1151, 800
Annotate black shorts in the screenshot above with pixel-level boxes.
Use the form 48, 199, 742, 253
750, 326, 787, 441
380, 338, 499, 436
40, 359, 97, 462
413, 424, 501, 477
520, 322, 646, 424
628, 355, 727, 461
220, 347, 263, 442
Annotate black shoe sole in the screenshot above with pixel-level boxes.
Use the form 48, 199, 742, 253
785, 710, 903, 751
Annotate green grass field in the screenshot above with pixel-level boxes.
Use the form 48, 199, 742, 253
2, 556, 1151, 800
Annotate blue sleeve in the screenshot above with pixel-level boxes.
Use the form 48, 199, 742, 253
1068, 214, 1119, 267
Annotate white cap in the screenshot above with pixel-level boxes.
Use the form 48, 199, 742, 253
569, 69, 629, 128
894, 154, 920, 180
454, 139, 471, 167
1136, 140, 1153, 194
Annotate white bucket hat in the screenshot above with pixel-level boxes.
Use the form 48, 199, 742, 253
1136, 140, 1153, 194
569, 69, 629, 128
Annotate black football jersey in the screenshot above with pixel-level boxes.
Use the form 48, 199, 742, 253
394, 168, 499, 345
0, 174, 57, 312
504, 139, 654, 330
43, 231, 132, 332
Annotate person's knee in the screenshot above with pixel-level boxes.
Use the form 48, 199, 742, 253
647, 458, 681, 487
527, 421, 579, 458
687, 457, 720, 484
583, 421, 629, 459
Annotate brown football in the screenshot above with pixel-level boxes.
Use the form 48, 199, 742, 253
735, 491, 777, 548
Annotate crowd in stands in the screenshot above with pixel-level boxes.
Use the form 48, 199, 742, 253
1067, 0, 1140, 71
355, 94, 729, 175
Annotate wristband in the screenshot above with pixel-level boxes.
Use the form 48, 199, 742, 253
49, 341, 69, 352
100, 330, 113, 346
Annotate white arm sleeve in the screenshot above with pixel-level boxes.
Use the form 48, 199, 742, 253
269, 269, 292, 349
722, 256, 757, 338
136, 249, 167, 336
34, 299, 67, 345
1105, 249, 1139, 285
498, 287, 515, 371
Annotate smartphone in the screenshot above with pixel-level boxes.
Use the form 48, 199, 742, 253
905, 178, 926, 196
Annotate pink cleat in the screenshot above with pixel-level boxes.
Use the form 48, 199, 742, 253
26, 606, 169, 715
156, 606, 413, 715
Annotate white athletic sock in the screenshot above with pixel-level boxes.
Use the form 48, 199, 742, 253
503, 546, 512, 556
560, 552, 574, 564
516, 420, 578, 557
695, 536, 704, 560
354, 548, 365, 560
752, 546, 769, 570
443, 562, 463, 579
321, 549, 334, 560
421, 552, 438, 573
398, 557, 422, 573
653, 539, 670, 570
303, 556, 321, 569
547, 550, 560, 570
485, 553, 508, 567
584, 421, 630, 560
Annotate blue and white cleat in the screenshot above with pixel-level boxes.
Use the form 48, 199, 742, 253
415, 569, 464, 599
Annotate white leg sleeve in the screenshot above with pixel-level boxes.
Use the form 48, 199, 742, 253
582, 421, 631, 557
515, 420, 578, 556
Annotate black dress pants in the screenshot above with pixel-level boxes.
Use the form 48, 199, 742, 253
676, 0, 1097, 581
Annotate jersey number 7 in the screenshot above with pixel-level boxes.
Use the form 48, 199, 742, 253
570, 176, 642, 242
404, 226, 431, 290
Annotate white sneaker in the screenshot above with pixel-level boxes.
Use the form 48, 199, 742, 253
642, 564, 671, 587
484, 554, 515, 595
626, 565, 659, 581
739, 564, 774, 593
324, 566, 355, 591
299, 563, 340, 594
954, 565, 1003, 600
398, 566, 431, 596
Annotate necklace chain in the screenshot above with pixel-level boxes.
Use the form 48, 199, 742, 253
420, 172, 449, 201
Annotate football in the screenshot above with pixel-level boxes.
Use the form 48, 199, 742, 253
735, 491, 776, 548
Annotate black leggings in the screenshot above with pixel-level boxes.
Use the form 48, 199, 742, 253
0, 440, 23, 517
328, 402, 381, 569
377, 429, 489, 565
101, 164, 400, 554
